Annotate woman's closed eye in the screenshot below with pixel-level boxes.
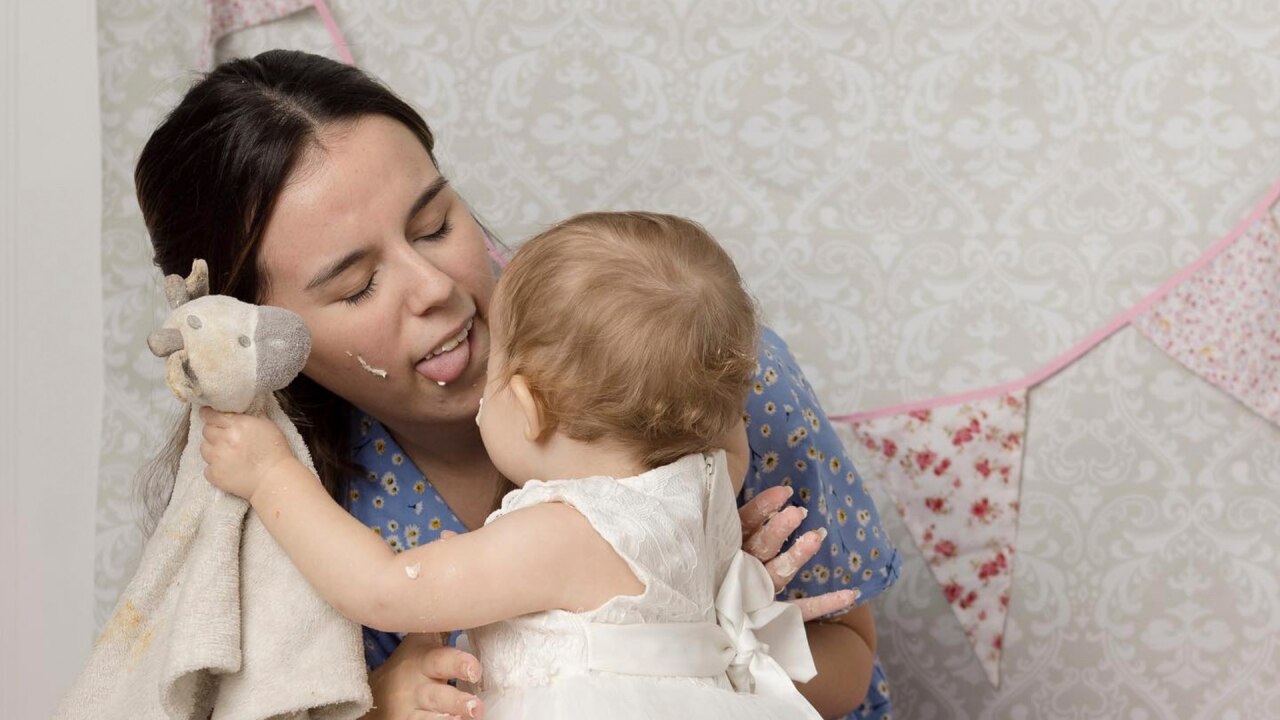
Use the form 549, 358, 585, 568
414, 218, 452, 243
343, 271, 378, 306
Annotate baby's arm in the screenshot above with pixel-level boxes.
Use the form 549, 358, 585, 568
251, 462, 631, 632
199, 409, 638, 634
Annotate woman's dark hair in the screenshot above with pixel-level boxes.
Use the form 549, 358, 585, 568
134, 49, 438, 530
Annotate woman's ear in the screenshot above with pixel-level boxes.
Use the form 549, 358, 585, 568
507, 374, 545, 442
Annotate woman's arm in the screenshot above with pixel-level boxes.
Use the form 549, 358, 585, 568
798, 605, 876, 717
740, 327, 901, 719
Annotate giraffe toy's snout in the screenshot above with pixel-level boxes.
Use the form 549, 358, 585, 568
254, 306, 312, 394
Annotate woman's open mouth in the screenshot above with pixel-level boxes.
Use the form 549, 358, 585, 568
415, 317, 474, 385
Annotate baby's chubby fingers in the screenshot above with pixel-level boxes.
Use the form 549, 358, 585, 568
793, 588, 860, 622
196, 406, 293, 499
198, 405, 229, 428
198, 407, 256, 452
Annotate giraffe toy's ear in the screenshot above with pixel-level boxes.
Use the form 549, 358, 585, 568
162, 259, 211, 308
164, 349, 199, 403
186, 259, 210, 300
163, 273, 189, 309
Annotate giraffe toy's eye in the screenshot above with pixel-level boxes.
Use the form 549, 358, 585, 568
187, 315, 202, 329
239, 335, 252, 348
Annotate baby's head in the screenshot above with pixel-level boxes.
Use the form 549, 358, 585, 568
481, 211, 757, 479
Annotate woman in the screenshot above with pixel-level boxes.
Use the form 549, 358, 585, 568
135, 49, 899, 720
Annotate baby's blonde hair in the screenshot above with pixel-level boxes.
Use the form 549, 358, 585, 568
491, 211, 758, 468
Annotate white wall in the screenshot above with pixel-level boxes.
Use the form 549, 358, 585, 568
0, 0, 102, 718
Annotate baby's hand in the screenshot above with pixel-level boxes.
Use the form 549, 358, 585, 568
199, 406, 294, 502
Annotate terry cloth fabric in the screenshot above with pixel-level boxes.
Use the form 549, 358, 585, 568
55, 395, 371, 720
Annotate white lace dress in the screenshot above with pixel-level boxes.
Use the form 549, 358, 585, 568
466, 452, 822, 720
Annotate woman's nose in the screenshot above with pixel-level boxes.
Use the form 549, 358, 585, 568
402, 249, 456, 315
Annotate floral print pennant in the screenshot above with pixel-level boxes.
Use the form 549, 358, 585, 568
1133, 211, 1280, 427
202, 0, 314, 69
850, 392, 1029, 686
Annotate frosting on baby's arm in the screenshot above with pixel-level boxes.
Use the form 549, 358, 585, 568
250, 472, 636, 633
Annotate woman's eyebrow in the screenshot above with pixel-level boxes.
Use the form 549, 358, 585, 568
306, 247, 372, 291
405, 177, 450, 225
304, 178, 449, 292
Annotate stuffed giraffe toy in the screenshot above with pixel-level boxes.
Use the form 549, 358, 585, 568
57, 260, 371, 720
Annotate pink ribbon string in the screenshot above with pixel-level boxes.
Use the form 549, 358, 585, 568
298, 5, 1276, 424
312, 0, 353, 65
833, 177, 1280, 424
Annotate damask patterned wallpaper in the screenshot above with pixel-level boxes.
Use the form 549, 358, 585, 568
97, 2, 1280, 717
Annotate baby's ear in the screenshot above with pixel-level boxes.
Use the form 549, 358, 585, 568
164, 350, 200, 403
507, 375, 546, 443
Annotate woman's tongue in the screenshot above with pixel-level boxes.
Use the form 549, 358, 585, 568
415, 334, 470, 384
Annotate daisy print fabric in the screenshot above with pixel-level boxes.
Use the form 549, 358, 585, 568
743, 328, 902, 720
345, 414, 468, 666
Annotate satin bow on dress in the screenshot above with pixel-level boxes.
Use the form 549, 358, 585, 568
717, 551, 819, 711
585, 549, 821, 719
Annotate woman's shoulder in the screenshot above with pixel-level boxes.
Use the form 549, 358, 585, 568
742, 325, 901, 604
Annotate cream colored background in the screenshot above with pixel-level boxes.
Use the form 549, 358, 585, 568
3, 1, 101, 718
95, 2, 1280, 718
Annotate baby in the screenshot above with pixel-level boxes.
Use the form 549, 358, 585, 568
201, 212, 854, 719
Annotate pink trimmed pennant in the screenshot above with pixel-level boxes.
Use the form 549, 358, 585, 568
202, 0, 356, 70
1133, 213, 1280, 426
850, 392, 1028, 687
202, 0, 313, 69
834, 183, 1280, 685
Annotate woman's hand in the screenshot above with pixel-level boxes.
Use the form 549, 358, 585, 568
199, 406, 295, 501
739, 485, 859, 620
360, 529, 483, 720
363, 632, 484, 720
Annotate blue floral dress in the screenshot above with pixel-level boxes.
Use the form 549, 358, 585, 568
346, 327, 900, 719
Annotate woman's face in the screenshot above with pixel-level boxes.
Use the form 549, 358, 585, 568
257, 115, 496, 433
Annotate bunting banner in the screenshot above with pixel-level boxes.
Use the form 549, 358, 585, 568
201, 3, 1280, 692
850, 393, 1027, 686
836, 179, 1280, 687
1132, 212, 1280, 425
202, 0, 352, 70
